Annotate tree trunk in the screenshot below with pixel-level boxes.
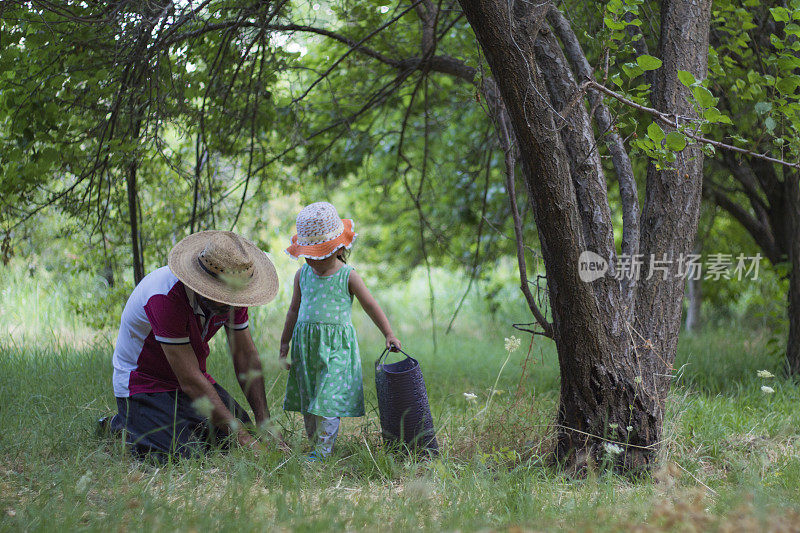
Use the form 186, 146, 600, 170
786, 173, 800, 373
458, 0, 711, 472
629, 0, 711, 465
126, 161, 144, 285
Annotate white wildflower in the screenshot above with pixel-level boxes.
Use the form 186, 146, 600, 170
463, 392, 478, 402
76, 471, 92, 494
603, 442, 623, 455
504, 335, 521, 353
757, 370, 775, 379
761, 386, 775, 394
626, 426, 633, 432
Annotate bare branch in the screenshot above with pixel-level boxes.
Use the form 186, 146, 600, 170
496, 104, 554, 338
291, 0, 425, 104
446, 138, 493, 334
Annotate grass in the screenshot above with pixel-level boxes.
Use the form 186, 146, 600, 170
2, 264, 800, 530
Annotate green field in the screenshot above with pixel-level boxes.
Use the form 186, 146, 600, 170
2, 268, 800, 531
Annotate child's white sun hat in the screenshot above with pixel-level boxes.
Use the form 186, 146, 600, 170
285, 202, 357, 260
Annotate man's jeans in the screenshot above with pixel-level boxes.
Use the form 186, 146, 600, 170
110, 383, 250, 462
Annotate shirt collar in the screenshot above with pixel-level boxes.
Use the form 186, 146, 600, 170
184, 285, 206, 318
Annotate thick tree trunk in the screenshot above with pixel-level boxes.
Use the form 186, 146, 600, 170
458, 0, 710, 473
458, 0, 641, 472
786, 174, 800, 373
630, 0, 711, 464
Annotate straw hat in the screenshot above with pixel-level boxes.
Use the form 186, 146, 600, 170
285, 202, 357, 260
168, 231, 279, 307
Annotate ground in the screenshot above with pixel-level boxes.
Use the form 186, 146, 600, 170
2, 320, 800, 531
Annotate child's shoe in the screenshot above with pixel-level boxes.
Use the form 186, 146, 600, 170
305, 450, 328, 462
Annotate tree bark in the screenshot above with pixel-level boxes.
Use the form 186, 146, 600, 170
458, 0, 711, 473
126, 161, 144, 285
631, 0, 712, 460
786, 173, 800, 373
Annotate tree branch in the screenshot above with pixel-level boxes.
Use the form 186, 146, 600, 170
497, 105, 554, 339
704, 183, 781, 262
584, 79, 800, 170
291, 0, 425, 104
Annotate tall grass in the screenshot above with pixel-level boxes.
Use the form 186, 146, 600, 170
2, 264, 800, 531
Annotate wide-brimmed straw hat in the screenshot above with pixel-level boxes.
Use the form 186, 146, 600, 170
285, 202, 357, 260
168, 231, 279, 307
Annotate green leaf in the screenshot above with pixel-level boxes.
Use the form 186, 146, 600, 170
665, 131, 687, 151
786, 23, 800, 37
622, 62, 644, 79
770, 7, 790, 22
604, 16, 627, 30
677, 70, 696, 87
703, 107, 732, 124
765, 116, 777, 133
636, 55, 663, 71
778, 55, 800, 71
647, 121, 665, 144
692, 85, 716, 108
776, 75, 800, 95
606, 0, 623, 14
754, 102, 772, 115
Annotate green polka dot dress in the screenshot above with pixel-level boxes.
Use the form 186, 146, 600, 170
283, 263, 365, 417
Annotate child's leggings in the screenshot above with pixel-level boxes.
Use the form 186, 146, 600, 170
303, 414, 340, 456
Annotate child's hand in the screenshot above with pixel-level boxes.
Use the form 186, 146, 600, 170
279, 343, 290, 370
386, 336, 401, 351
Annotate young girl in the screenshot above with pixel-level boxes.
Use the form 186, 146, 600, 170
280, 202, 400, 459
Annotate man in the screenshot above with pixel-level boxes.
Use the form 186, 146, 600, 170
105, 230, 280, 460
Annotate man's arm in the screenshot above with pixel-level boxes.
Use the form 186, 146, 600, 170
161, 343, 256, 447
226, 326, 270, 424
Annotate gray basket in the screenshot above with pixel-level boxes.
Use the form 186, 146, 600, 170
375, 348, 439, 454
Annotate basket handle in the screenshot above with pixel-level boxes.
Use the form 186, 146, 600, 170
376, 345, 412, 366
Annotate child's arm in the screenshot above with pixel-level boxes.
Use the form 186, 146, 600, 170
348, 270, 401, 350
279, 269, 302, 368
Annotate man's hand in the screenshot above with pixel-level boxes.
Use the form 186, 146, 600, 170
237, 428, 258, 449
236, 426, 291, 454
